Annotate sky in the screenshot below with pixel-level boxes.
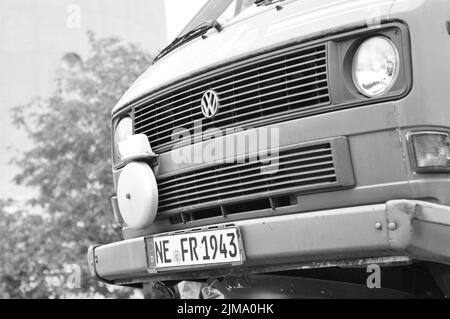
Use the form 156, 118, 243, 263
164, 0, 208, 42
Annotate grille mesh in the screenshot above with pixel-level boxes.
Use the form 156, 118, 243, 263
133, 44, 330, 153
157, 142, 338, 216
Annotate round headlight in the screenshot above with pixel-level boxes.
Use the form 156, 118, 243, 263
352, 36, 399, 97
114, 117, 133, 159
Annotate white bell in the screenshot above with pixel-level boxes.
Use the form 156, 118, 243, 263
117, 162, 158, 229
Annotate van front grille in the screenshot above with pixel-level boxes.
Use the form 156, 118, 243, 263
156, 138, 355, 222
133, 44, 330, 153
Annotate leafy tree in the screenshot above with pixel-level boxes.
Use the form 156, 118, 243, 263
7, 32, 153, 298
0, 200, 60, 298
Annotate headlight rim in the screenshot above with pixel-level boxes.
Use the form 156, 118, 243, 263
351, 35, 400, 98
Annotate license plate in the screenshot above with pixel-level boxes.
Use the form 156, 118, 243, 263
145, 227, 244, 271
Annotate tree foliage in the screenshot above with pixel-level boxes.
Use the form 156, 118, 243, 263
5, 32, 153, 298
0, 200, 46, 298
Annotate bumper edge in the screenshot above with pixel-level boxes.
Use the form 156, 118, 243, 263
88, 200, 450, 284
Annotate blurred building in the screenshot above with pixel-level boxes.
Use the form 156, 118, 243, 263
0, 0, 168, 200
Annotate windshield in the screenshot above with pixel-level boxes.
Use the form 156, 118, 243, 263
179, 0, 255, 37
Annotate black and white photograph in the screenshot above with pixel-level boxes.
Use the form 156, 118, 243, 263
1, 0, 450, 303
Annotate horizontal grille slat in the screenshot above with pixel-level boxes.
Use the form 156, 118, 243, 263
135, 70, 328, 127
134, 65, 327, 133
136, 72, 328, 135
146, 99, 332, 152
156, 142, 343, 216
133, 43, 331, 153
159, 173, 337, 211
141, 92, 330, 144
143, 82, 327, 134
158, 145, 332, 186
159, 168, 336, 206
134, 49, 326, 117
158, 155, 333, 194
159, 159, 334, 200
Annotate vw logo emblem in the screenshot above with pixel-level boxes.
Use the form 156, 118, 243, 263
200, 90, 220, 118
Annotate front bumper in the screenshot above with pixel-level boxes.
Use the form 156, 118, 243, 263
88, 199, 450, 285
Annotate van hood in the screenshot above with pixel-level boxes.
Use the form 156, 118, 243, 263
113, 0, 396, 114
